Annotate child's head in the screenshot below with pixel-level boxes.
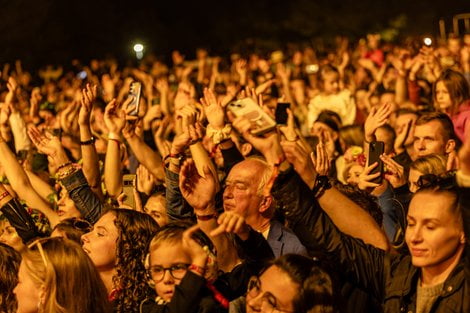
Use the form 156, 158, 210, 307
147, 222, 217, 302
434, 69, 470, 114
318, 64, 340, 95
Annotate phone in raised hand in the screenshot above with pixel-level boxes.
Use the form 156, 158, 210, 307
127, 82, 142, 117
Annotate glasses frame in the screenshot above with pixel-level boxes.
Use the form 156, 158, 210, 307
147, 263, 190, 283
246, 276, 294, 313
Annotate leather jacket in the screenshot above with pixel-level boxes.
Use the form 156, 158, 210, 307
273, 170, 468, 313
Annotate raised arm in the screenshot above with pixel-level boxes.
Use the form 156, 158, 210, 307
0, 130, 59, 227
179, 159, 238, 272
103, 98, 127, 198
78, 83, 103, 200
281, 139, 389, 251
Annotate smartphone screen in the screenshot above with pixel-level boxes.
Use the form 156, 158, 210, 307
368, 141, 384, 184
275, 102, 290, 125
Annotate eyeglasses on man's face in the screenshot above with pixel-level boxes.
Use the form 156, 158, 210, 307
247, 276, 294, 313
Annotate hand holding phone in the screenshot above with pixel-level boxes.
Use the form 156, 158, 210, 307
127, 82, 142, 117
227, 98, 276, 136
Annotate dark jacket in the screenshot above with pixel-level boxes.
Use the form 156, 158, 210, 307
140, 229, 274, 313
275, 171, 468, 313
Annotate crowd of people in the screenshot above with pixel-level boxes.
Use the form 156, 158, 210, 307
0, 31, 469, 313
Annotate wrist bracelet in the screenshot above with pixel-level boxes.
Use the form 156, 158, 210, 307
163, 153, 184, 164
80, 137, 96, 145
57, 162, 72, 171
195, 213, 218, 221
0, 191, 10, 202
311, 175, 332, 198
188, 264, 206, 276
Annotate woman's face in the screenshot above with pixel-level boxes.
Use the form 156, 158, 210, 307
149, 241, 191, 302
346, 164, 364, 186
144, 195, 169, 227
246, 265, 299, 313
81, 212, 118, 271
14, 260, 42, 313
57, 188, 81, 220
0, 220, 26, 252
435, 81, 453, 112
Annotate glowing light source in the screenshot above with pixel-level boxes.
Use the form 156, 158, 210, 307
133, 44, 144, 52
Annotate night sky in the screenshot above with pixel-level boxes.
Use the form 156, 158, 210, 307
1, 0, 469, 67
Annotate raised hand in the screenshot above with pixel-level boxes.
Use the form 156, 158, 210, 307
210, 211, 250, 241
231, 113, 283, 164
311, 142, 330, 176
28, 126, 64, 157
104, 98, 129, 136
136, 164, 156, 195
364, 102, 392, 143
5, 77, 18, 109
181, 224, 208, 269
394, 117, 413, 154
381, 154, 406, 188
179, 159, 216, 211
201, 87, 225, 129
281, 140, 316, 188
79, 83, 97, 126
278, 108, 298, 142
357, 162, 381, 191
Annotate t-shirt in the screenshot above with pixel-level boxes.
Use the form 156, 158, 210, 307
307, 89, 356, 130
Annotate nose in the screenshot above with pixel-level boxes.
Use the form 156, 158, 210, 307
246, 293, 263, 312
81, 233, 89, 244
57, 196, 65, 206
409, 226, 423, 244
223, 185, 234, 199
162, 269, 175, 284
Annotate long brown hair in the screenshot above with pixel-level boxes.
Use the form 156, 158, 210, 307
110, 209, 159, 313
23, 237, 111, 313
0, 242, 20, 313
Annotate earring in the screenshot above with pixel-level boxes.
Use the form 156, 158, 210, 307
37, 298, 43, 312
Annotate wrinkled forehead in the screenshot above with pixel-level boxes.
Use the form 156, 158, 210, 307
227, 160, 264, 182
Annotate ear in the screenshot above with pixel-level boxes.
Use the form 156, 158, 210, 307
445, 139, 456, 154
240, 143, 253, 157
258, 195, 273, 214
459, 231, 466, 245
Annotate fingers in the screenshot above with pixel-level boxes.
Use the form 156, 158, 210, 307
104, 99, 117, 115
210, 212, 245, 237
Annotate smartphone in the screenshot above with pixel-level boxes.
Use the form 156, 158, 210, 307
275, 102, 290, 125
368, 141, 384, 184
127, 82, 142, 116
122, 174, 137, 210
227, 98, 276, 136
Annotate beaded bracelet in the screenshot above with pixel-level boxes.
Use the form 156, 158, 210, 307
0, 191, 10, 202
188, 264, 206, 276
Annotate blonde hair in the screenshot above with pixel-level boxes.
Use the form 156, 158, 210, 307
410, 154, 447, 176
23, 237, 111, 313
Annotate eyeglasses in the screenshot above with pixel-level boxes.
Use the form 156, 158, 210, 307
148, 263, 190, 282
70, 218, 93, 233
246, 276, 294, 313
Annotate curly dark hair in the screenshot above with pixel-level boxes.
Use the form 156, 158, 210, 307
0, 242, 21, 313
109, 209, 160, 313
